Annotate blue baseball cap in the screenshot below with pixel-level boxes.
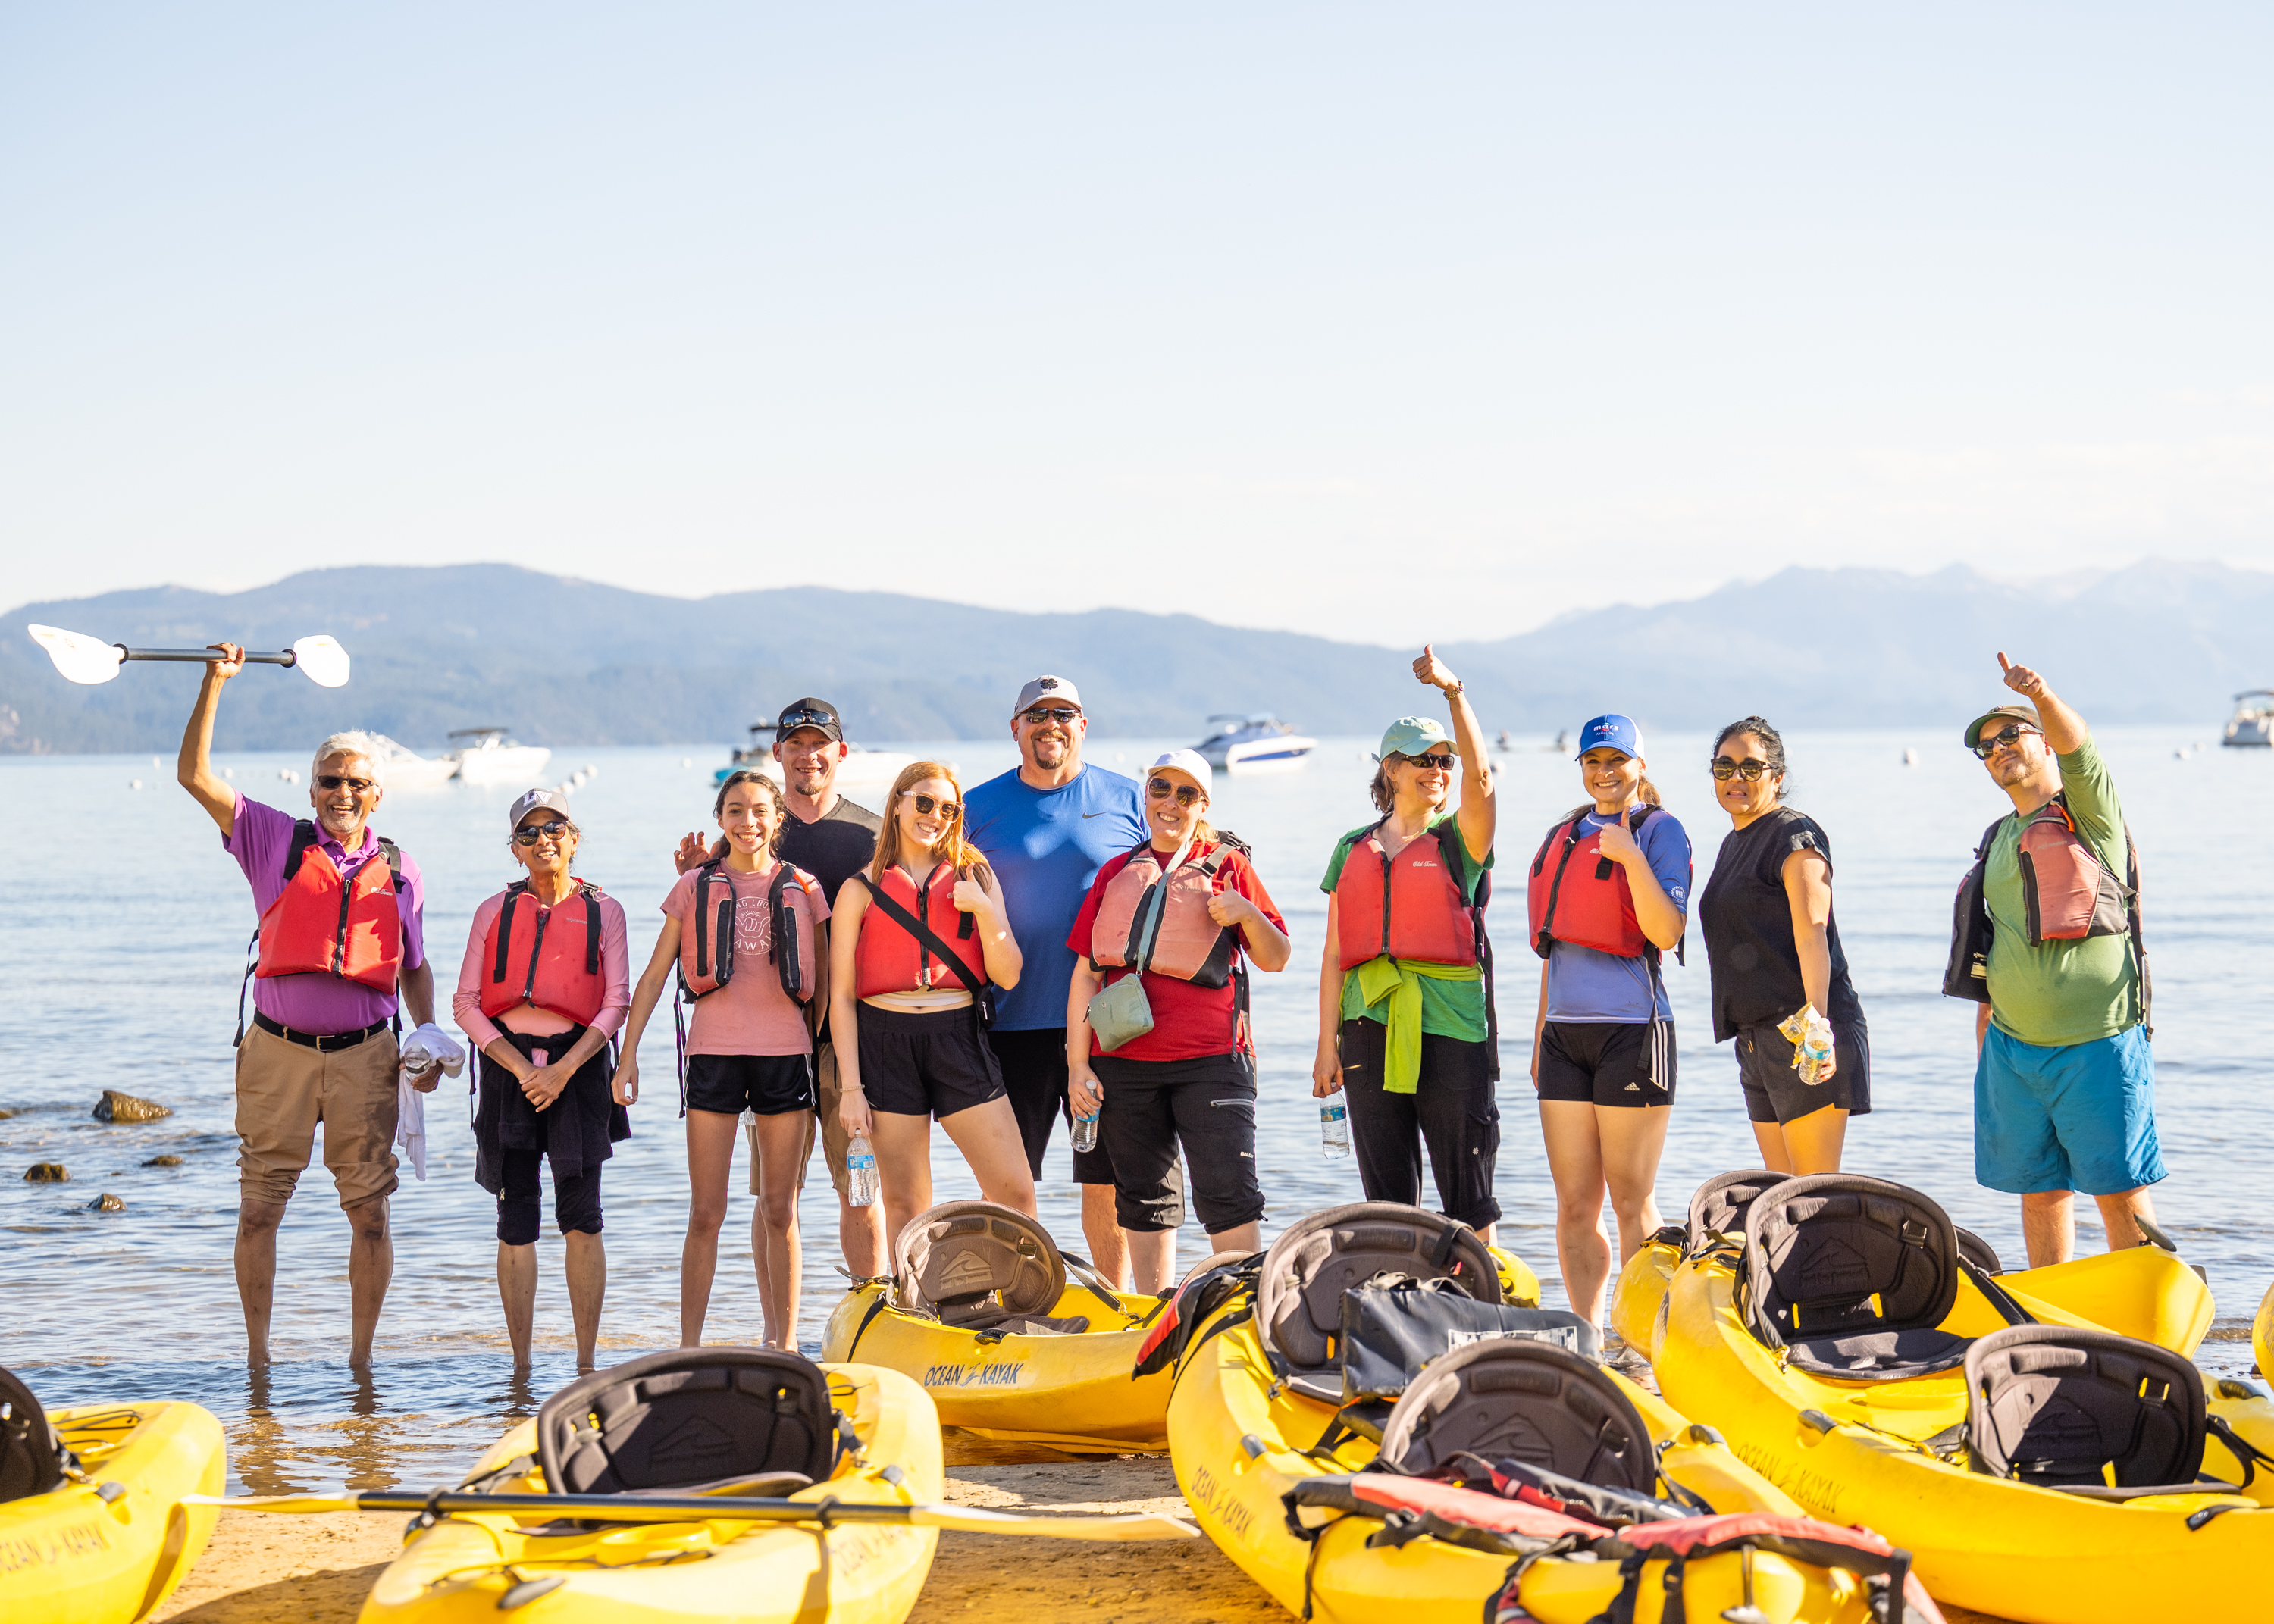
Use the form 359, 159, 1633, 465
1378, 716, 1453, 759
1575, 714, 1644, 760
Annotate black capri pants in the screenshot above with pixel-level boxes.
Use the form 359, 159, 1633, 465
1337, 1017, 1502, 1230
496, 1149, 603, 1247
1092, 1052, 1260, 1234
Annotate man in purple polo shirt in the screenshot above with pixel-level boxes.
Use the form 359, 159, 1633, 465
179, 643, 437, 1368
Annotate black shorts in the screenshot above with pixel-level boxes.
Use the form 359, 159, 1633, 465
1336, 1018, 1501, 1230
988, 1026, 1118, 1184
1734, 1018, 1872, 1124
684, 1053, 815, 1117
496, 1148, 603, 1245
1093, 1052, 1261, 1234
857, 1002, 1007, 1120
1536, 1021, 1676, 1107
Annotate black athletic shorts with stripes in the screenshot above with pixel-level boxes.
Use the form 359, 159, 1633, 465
1536, 1019, 1677, 1107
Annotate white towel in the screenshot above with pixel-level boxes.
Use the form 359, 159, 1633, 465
396, 1024, 468, 1182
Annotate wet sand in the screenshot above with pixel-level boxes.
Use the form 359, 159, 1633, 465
153, 1436, 2013, 1624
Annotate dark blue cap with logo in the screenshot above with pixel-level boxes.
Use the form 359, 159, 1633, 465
1574, 714, 1644, 759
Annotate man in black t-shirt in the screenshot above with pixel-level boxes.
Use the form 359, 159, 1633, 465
675, 698, 884, 1279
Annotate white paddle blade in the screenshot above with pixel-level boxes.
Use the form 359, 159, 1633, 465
291, 635, 351, 687
27, 624, 125, 685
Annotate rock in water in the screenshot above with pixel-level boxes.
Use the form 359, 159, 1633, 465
143, 1154, 185, 1167
24, 1163, 68, 1182
88, 1193, 125, 1212
95, 1090, 172, 1123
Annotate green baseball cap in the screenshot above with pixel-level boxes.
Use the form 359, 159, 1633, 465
1964, 702, 2041, 751
1378, 716, 1453, 759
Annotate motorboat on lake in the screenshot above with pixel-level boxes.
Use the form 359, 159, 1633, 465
446, 728, 553, 785
2223, 690, 2274, 748
366, 735, 459, 790
713, 724, 926, 790
1192, 714, 1316, 773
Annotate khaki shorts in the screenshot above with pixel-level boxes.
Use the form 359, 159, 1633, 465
235, 1022, 401, 1209
747, 1042, 850, 1199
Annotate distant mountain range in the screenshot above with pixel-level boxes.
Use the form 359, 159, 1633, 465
3, 559, 2267, 753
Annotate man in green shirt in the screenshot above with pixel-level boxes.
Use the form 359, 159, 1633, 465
1965, 654, 2163, 1268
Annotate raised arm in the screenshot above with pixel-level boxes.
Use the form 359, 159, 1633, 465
1415, 644, 1494, 864
1998, 653, 2085, 754
177, 642, 246, 835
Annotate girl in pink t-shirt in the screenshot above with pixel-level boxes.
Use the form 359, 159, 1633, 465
620, 771, 829, 1350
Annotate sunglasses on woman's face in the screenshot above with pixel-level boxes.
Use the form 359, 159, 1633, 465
1399, 752, 1456, 773
1709, 757, 1776, 781
1972, 723, 2041, 760
513, 818, 572, 846
1147, 776, 1203, 807
908, 793, 960, 821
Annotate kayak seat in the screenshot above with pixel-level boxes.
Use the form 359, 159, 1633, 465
1965, 1325, 2209, 1496
1685, 1169, 1784, 1251
1740, 1174, 1966, 1381
537, 1348, 835, 1495
896, 1201, 1068, 1327
1955, 1227, 2006, 1276
1376, 1339, 1659, 1492
1255, 1202, 1502, 1403
0, 1364, 67, 1504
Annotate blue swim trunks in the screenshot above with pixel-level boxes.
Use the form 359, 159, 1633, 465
1974, 1024, 2165, 1197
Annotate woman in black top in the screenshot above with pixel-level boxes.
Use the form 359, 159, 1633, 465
1696, 718, 1869, 1174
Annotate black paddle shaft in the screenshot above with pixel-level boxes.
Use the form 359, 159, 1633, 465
349, 1488, 907, 1524
118, 646, 301, 667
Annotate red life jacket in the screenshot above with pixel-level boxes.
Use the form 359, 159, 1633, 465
676, 859, 819, 1004
2016, 796, 2137, 945
854, 865, 988, 998
1090, 836, 1244, 988
253, 821, 405, 992
479, 880, 606, 1026
1526, 805, 1674, 961
1331, 820, 1478, 972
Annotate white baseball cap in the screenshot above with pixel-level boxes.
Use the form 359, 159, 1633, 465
1013, 674, 1084, 715
1146, 749, 1212, 797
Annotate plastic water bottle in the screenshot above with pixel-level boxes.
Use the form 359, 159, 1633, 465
1071, 1112, 1100, 1153
846, 1134, 879, 1208
1320, 1098, 1350, 1159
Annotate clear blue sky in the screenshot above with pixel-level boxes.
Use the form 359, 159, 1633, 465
4, 4, 2269, 643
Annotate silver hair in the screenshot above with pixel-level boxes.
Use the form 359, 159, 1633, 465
311, 731, 388, 788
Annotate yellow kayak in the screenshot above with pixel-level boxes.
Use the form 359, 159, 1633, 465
1159, 1203, 1941, 1624
1655, 1173, 2274, 1624
0, 1375, 225, 1624
2255, 1277, 2273, 1379
360, 1351, 940, 1624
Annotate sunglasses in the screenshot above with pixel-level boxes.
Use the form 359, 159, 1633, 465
1709, 757, 1777, 781
314, 774, 376, 792
1147, 776, 1204, 806
1972, 722, 2042, 760
1020, 706, 1082, 724
513, 818, 573, 846
778, 709, 835, 732
1399, 752, 1456, 773
907, 793, 960, 821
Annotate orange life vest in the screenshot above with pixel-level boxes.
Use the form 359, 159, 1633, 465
480, 881, 606, 1026
676, 859, 819, 1003
1526, 806, 1671, 961
854, 865, 988, 998
254, 821, 405, 992
1090, 837, 1244, 987
2016, 797, 2136, 944
1332, 820, 1479, 972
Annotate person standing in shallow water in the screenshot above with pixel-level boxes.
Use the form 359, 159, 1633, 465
176, 643, 438, 1369
1696, 718, 1870, 1175
454, 790, 633, 1374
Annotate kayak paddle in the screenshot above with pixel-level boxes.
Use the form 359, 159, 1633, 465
27, 624, 351, 688
183, 1488, 1198, 1541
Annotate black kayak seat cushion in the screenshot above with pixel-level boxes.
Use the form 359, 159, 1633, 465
895, 1200, 1067, 1323
0, 1365, 64, 1505
1686, 1169, 1786, 1251
1965, 1324, 2206, 1491
1955, 1228, 2006, 1277
1339, 1284, 1600, 1405
1740, 1174, 1965, 1381
1378, 1339, 1659, 1492
1255, 1202, 1502, 1403
537, 1348, 835, 1496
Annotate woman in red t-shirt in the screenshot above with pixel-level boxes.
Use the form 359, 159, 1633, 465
1067, 749, 1291, 1291
619, 771, 830, 1351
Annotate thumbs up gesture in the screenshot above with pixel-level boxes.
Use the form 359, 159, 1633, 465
1594, 803, 1643, 867
1997, 652, 2047, 700
1412, 643, 1461, 693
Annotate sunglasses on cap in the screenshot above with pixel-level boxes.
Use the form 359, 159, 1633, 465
778, 708, 835, 731
1972, 722, 2042, 760
907, 792, 960, 821
1020, 705, 1081, 724
512, 818, 573, 846
1397, 752, 1456, 773
1147, 776, 1204, 806
315, 774, 376, 792
1709, 757, 1777, 781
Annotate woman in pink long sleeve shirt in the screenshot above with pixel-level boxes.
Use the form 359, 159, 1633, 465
453, 790, 632, 1373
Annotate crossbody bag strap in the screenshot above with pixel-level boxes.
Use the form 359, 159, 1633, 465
854, 873, 986, 997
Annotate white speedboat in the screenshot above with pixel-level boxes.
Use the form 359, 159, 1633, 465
368, 735, 459, 790
1192, 714, 1317, 774
2223, 690, 2274, 748
713, 726, 928, 790
446, 728, 553, 785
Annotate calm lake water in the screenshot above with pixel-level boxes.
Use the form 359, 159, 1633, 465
3, 727, 2267, 1492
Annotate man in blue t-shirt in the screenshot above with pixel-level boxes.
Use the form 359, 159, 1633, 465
964, 674, 1148, 1284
